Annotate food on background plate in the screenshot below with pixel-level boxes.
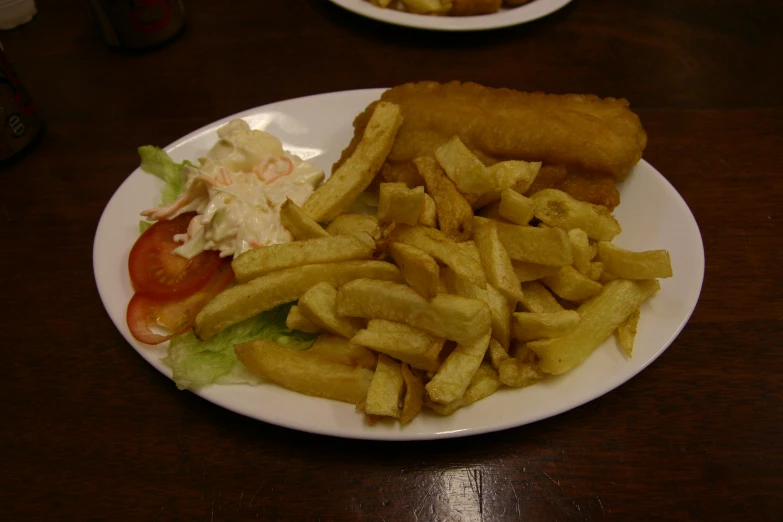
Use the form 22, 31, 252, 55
124, 81, 673, 428
367, 0, 532, 17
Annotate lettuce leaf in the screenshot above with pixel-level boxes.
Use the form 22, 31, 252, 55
163, 302, 317, 390
138, 145, 191, 205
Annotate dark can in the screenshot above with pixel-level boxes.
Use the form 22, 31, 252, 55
88, 0, 185, 50
0, 45, 42, 162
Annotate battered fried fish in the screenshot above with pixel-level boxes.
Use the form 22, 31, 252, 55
335, 82, 647, 209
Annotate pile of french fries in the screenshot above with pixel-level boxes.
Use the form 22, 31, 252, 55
193, 101, 673, 426
369, 0, 532, 17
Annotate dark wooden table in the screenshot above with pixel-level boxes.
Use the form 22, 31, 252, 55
2, 0, 781, 520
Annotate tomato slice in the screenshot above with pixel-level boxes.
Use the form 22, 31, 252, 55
127, 262, 234, 345
129, 212, 223, 299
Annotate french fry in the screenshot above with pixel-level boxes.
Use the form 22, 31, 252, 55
365, 354, 404, 419
529, 279, 661, 374
473, 216, 524, 303
512, 261, 560, 283
442, 267, 511, 350
511, 310, 580, 342
195, 261, 402, 340
351, 319, 445, 373
498, 358, 544, 388
302, 101, 403, 222
427, 362, 501, 415
425, 330, 492, 404
400, 363, 424, 425
391, 224, 487, 287
519, 281, 564, 313
307, 333, 377, 369
298, 282, 365, 339
326, 214, 381, 242
616, 306, 640, 357
235, 339, 373, 404
419, 193, 438, 227
414, 156, 473, 241
583, 261, 604, 281
498, 188, 535, 225
531, 189, 621, 241
280, 198, 329, 240
477, 202, 504, 220
286, 305, 322, 334
568, 228, 592, 275
388, 242, 440, 299
336, 279, 491, 345
495, 222, 573, 266
488, 337, 510, 370
542, 266, 603, 302
472, 160, 541, 209
377, 183, 425, 225
434, 136, 495, 199
598, 242, 673, 280
232, 233, 376, 283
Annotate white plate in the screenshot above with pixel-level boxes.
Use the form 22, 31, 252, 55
329, 0, 573, 31
94, 88, 704, 441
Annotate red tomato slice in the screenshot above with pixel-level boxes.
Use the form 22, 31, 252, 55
127, 261, 234, 345
129, 212, 223, 299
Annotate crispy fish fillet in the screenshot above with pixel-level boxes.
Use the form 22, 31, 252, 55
335, 82, 646, 209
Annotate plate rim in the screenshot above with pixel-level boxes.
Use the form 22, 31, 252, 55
93, 88, 705, 441
328, 0, 574, 31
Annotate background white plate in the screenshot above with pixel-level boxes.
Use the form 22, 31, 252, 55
94, 88, 704, 441
328, 0, 573, 31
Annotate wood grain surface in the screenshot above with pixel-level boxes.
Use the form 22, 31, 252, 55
1, 0, 781, 520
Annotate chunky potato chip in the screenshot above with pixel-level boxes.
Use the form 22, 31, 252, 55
512, 310, 580, 342
519, 281, 564, 313
495, 222, 573, 266
598, 242, 673, 280
498, 188, 535, 225
365, 354, 404, 418
388, 241, 440, 299
473, 217, 524, 303
616, 306, 641, 357
235, 339, 373, 404
419, 193, 438, 227
303, 101, 403, 222
472, 160, 541, 209
286, 305, 322, 334
326, 214, 382, 242
391, 224, 487, 287
298, 282, 365, 339
415, 156, 473, 241
232, 233, 376, 283
427, 362, 501, 415
351, 319, 445, 373
307, 333, 377, 369
542, 266, 603, 302
529, 279, 661, 374
336, 279, 491, 345
280, 198, 329, 240
498, 358, 544, 388
378, 183, 425, 225
399, 363, 424, 424
511, 261, 560, 283
442, 267, 512, 350
531, 189, 621, 241
195, 261, 402, 340
426, 331, 492, 404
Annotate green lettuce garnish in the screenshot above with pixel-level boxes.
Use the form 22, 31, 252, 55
163, 302, 317, 390
138, 145, 192, 205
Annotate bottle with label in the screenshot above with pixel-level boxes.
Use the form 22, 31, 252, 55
88, 0, 186, 50
0, 44, 42, 162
